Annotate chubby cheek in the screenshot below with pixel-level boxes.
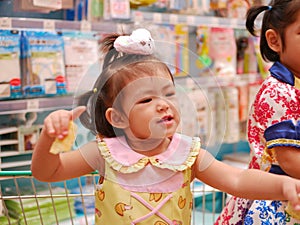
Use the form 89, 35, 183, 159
171, 101, 181, 123
127, 109, 151, 138
127, 110, 168, 139
129, 120, 157, 139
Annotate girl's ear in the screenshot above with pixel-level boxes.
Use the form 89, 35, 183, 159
105, 108, 128, 129
266, 29, 281, 53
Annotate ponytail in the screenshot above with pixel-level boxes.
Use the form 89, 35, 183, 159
246, 5, 270, 36
77, 90, 97, 135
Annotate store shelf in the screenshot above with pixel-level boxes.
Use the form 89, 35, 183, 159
0, 17, 118, 32
0, 95, 76, 115
0, 140, 18, 146
0, 151, 21, 157
175, 73, 262, 89
0, 127, 18, 135
0, 11, 246, 31
1, 160, 31, 169
0, 125, 36, 171
0, 151, 32, 158
132, 10, 246, 29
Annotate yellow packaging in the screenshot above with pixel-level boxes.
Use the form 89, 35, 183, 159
50, 121, 77, 154
285, 201, 300, 220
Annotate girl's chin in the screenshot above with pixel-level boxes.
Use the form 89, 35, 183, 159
130, 133, 174, 141
127, 127, 177, 140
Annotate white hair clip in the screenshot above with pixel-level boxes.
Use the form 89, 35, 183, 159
113, 28, 155, 55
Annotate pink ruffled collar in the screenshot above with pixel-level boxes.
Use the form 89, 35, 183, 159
97, 133, 200, 173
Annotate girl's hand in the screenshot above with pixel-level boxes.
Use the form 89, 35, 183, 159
43, 106, 86, 139
283, 177, 300, 211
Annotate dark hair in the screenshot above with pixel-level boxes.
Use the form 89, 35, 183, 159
77, 32, 174, 137
246, 0, 300, 62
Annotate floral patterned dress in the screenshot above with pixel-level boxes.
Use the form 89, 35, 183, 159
215, 61, 300, 225
84, 133, 200, 224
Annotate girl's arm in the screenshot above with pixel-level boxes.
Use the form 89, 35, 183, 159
275, 146, 300, 179
195, 149, 300, 209
31, 107, 95, 182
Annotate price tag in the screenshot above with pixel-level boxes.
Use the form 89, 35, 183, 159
153, 13, 162, 23
27, 99, 39, 110
169, 14, 178, 24
33, 0, 62, 9
80, 20, 92, 32
230, 18, 239, 28
110, 0, 130, 19
0, 17, 12, 29
43, 20, 55, 31
186, 16, 195, 26
134, 11, 144, 22
211, 17, 220, 27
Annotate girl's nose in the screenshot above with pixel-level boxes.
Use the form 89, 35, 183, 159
156, 99, 169, 112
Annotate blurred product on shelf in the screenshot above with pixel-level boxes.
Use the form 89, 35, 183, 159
196, 26, 212, 72
0, 30, 21, 99
55, 75, 67, 95
22, 31, 65, 94
13, 0, 74, 13
130, 0, 158, 8
62, 30, 102, 94
196, 26, 238, 77
210, 0, 250, 18
9, 78, 22, 98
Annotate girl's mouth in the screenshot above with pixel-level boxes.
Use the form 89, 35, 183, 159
157, 115, 173, 124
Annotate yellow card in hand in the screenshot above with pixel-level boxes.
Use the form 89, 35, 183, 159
50, 121, 77, 154
286, 201, 300, 220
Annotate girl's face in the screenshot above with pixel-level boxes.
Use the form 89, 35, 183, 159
118, 73, 180, 140
280, 12, 300, 77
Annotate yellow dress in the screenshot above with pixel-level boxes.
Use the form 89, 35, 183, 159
94, 134, 200, 225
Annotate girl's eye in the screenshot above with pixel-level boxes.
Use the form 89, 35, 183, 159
138, 98, 152, 104
166, 92, 175, 97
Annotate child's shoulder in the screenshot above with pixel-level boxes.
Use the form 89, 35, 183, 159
172, 133, 201, 152
258, 75, 294, 97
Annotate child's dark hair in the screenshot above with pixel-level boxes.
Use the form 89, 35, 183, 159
246, 0, 300, 62
77, 32, 174, 137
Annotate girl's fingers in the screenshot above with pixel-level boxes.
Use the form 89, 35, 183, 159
294, 185, 300, 210
44, 118, 56, 137
57, 111, 71, 135
44, 116, 60, 137
59, 112, 73, 138
44, 107, 86, 139
44, 110, 71, 138
71, 106, 87, 120
285, 181, 300, 209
